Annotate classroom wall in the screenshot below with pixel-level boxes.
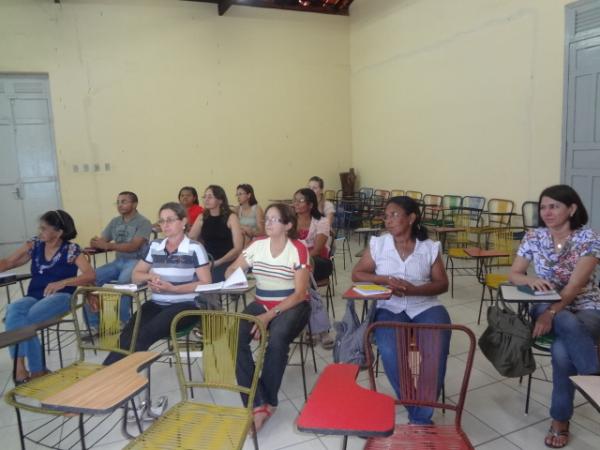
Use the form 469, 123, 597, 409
350, 0, 572, 207
0, 0, 351, 244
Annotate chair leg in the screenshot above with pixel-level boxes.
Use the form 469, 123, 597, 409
525, 373, 533, 415
306, 321, 318, 373
477, 283, 487, 325
251, 422, 259, 450
56, 322, 64, 368
15, 408, 25, 450
299, 332, 308, 401
327, 284, 335, 320
79, 414, 87, 450
186, 334, 194, 399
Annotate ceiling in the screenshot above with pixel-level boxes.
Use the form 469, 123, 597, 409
185, 0, 354, 16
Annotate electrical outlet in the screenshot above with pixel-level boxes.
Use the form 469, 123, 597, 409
83, 164, 89, 172
94, 163, 100, 172
73, 165, 79, 173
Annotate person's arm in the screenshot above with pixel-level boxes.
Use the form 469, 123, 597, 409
188, 215, 203, 240
92, 236, 147, 253
0, 242, 32, 272
531, 255, 599, 337
43, 253, 96, 296
508, 256, 555, 291
225, 253, 251, 278
352, 248, 389, 285
309, 218, 330, 258
132, 260, 153, 285
391, 254, 448, 297
148, 264, 212, 294
250, 266, 310, 339
214, 214, 244, 267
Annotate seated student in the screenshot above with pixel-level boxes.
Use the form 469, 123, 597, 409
227, 203, 310, 433
86, 191, 152, 332
178, 186, 204, 227
1, 210, 95, 383
104, 202, 211, 365
308, 176, 335, 226
352, 196, 450, 425
235, 183, 265, 248
188, 185, 243, 282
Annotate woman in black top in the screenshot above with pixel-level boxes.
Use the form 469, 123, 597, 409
189, 185, 243, 282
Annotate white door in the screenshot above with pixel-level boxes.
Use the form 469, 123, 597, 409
0, 74, 61, 258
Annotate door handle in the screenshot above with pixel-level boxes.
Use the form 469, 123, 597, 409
12, 185, 21, 199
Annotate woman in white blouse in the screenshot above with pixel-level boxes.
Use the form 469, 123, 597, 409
352, 195, 450, 425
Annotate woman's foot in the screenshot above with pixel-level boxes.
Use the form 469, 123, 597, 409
545, 420, 569, 448
251, 404, 276, 434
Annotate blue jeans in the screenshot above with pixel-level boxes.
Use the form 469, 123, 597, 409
86, 258, 138, 327
4, 293, 72, 373
531, 304, 600, 422
373, 305, 451, 425
236, 301, 310, 407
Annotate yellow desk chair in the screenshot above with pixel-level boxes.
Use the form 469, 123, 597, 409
125, 310, 268, 450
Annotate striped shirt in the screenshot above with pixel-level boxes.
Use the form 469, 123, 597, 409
144, 236, 209, 304
243, 238, 309, 310
370, 234, 443, 318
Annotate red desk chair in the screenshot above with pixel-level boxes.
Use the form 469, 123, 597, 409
364, 322, 477, 450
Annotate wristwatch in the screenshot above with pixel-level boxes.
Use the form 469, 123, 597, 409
547, 308, 556, 316
273, 308, 282, 317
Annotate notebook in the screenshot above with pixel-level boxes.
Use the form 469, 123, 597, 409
195, 267, 248, 292
352, 284, 392, 296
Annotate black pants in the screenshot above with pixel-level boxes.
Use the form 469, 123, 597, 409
313, 256, 333, 281
236, 301, 310, 407
103, 301, 198, 365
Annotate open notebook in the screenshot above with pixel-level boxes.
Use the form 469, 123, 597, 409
195, 267, 248, 292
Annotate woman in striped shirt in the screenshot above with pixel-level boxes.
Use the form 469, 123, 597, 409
352, 196, 450, 425
226, 203, 310, 434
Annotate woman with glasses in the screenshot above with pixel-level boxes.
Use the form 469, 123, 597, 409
226, 203, 310, 434
352, 196, 450, 425
1, 210, 95, 384
235, 184, 265, 248
189, 185, 244, 282
104, 202, 211, 365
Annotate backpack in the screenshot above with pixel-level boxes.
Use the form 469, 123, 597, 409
308, 287, 331, 335
478, 300, 536, 378
333, 299, 377, 367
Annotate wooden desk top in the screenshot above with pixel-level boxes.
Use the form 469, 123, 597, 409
464, 247, 510, 258
0, 273, 32, 286
297, 363, 395, 436
431, 226, 466, 233
42, 352, 160, 414
83, 247, 111, 255
0, 326, 37, 349
343, 286, 392, 301
570, 375, 600, 413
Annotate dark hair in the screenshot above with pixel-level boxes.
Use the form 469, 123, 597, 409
538, 184, 588, 230
118, 191, 138, 204
159, 202, 187, 220
265, 203, 298, 239
294, 188, 323, 220
237, 184, 258, 206
40, 210, 77, 241
386, 196, 428, 241
309, 176, 324, 190
178, 186, 199, 205
203, 185, 232, 221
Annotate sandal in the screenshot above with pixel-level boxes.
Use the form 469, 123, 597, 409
544, 423, 570, 448
250, 405, 274, 435
320, 332, 335, 350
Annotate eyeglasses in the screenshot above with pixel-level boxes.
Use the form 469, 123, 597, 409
157, 217, 181, 225
265, 217, 284, 224
293, 198, 307, 204
383, 211, 402, 221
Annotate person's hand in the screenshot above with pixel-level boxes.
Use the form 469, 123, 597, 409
90, 237, 110, 250
250, 311, 272, 340
533, 309, 554, 337
527, 277, 554, 292
44, 281, 65, 296
148, 276, 176, 293
387, 276, 415, 296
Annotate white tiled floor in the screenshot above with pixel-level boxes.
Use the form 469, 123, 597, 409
2, 236, 600, 449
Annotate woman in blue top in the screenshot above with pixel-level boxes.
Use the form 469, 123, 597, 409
1, 210, 95, 384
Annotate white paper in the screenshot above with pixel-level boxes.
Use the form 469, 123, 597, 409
500, 285, 561, 301
195, 267, 248, 292
0, 271, 17, 279
103, 283, 139, 291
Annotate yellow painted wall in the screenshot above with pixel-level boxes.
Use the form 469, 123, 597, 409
350, 0, 571, 207
0, 0, 351, 244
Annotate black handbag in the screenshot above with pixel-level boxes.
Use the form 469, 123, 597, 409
478, 299, 536, 378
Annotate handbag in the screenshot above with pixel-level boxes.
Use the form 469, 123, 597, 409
333, 299, 377, 367
478, 299, 536, 378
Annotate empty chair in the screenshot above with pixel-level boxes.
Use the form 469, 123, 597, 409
390, 189, 405, 197
373, 189, 391, 201
440, 195, 463, 226
461, 195, 486, 225
359, 187, 374, 201
405, 190, 423, 201
421, 194, 443, 224
522, 201, 539, 229
364, 322, 476, 450
486, 198, 515, 227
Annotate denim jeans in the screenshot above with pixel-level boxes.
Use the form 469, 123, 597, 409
86, 258, 138, 327
531, 304, 600, 422
236, 301, 310, 408
4, 293, 72, 373
373, 305, 451, 425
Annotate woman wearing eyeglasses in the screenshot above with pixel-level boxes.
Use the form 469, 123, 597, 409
226, 203, 310, 434
104, 202, 211, 365
352, 196, 450, 425
1, 210, 95, 384
188, 185, 244, 282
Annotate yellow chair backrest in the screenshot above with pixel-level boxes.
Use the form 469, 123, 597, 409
406, 190, 423, 201
391, 189, 404, 197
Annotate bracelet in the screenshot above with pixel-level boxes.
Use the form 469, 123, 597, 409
546, 308, 556, 316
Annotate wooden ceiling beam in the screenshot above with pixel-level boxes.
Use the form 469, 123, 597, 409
184, 0, 351, 16
218, 0, 231, 15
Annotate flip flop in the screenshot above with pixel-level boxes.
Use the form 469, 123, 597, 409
250, 405, 273, 435
544, 424, 570, 449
